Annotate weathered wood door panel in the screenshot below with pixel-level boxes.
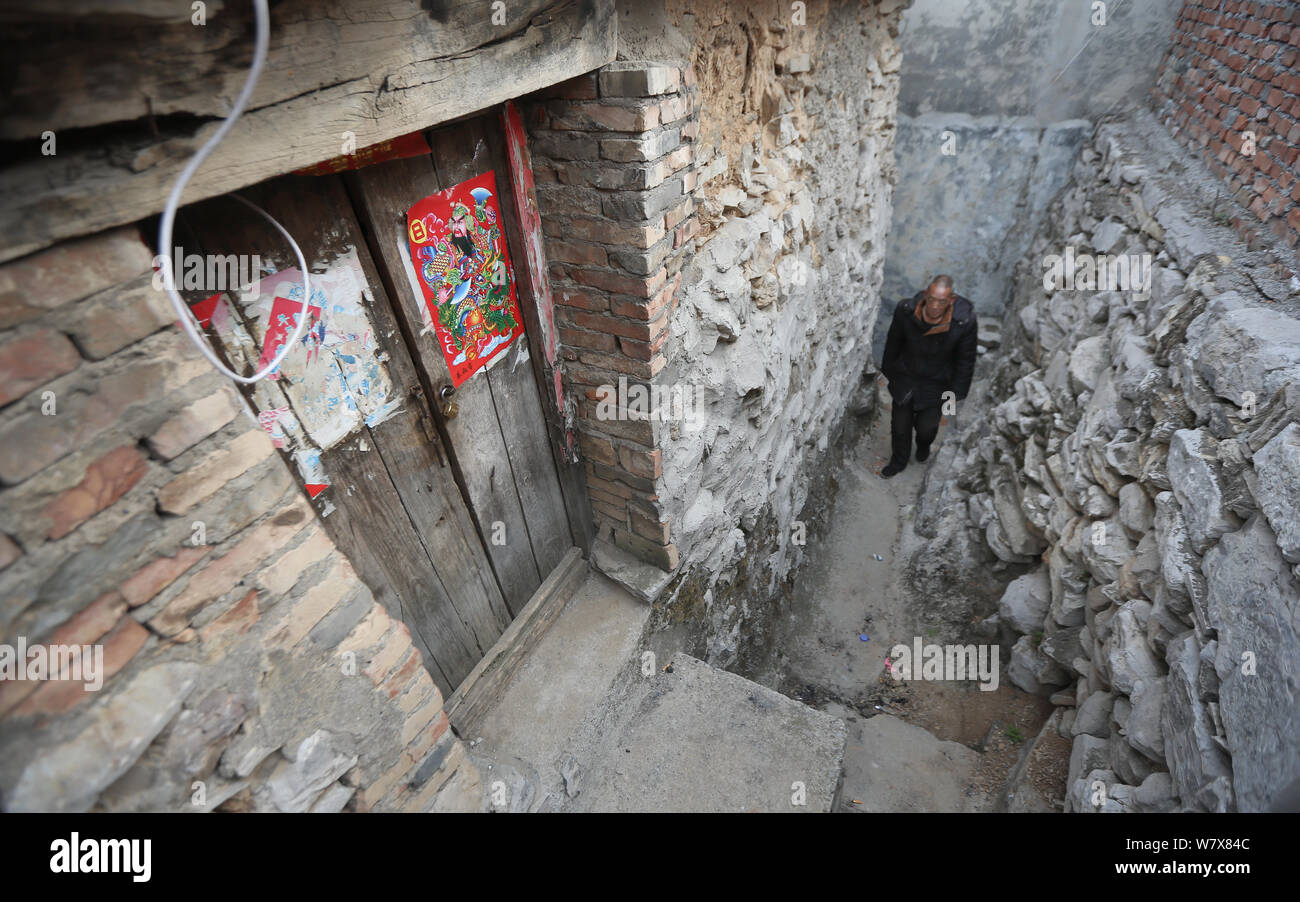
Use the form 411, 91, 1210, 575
174, 108, 576, 695
425, 119, 574, 590
181, 175, 511, 695
348, 115, 573, 616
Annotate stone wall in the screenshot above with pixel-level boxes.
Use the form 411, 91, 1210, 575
1152, 0, 1300, 261
0, 228, 479, 812
529, 0, 896, 670
523, 1, 906, 671
915, 108, 1300, 812
655, 0, 902, 667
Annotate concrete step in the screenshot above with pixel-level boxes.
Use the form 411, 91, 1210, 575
468, 568, 651, 809
468, 569, 847, 812
838, 713, 984, 812
553, 654, 847, 813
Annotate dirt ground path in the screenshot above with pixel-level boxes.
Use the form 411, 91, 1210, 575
772, 383, 1058, 812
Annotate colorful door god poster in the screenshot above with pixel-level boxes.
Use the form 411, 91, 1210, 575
406, 171, 525, 387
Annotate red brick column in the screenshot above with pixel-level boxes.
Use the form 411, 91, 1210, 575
523, 62, 701, 571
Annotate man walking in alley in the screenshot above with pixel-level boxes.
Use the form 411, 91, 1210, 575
878, 275, 977, 478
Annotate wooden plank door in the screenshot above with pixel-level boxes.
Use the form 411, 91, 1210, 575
347, 114, 574, 617
180, 174, 512, 697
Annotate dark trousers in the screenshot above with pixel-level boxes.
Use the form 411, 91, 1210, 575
889, 399, 942, 466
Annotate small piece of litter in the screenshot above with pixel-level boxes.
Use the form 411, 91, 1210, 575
859, 633, 870, 642
874, 554, 884, 561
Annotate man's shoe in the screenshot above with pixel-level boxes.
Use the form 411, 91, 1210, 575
916, 444, 931, 463
881, 461, 906, 478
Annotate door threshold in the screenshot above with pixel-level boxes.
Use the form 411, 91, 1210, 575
445, 546, 588, 736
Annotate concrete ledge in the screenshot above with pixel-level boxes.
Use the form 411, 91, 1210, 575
590, 537, 675, 603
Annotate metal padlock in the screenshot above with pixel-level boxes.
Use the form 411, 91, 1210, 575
439, 384, 459, 419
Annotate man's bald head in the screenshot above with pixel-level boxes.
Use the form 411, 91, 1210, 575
928, 275, 954, 299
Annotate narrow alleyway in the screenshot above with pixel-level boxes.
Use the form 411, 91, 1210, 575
768, 376, 1064, 812
3, 0, 1297, 828
465, 373, 1070, 812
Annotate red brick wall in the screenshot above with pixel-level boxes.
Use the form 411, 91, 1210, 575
522, 62, 701, 572
0, 227, 478, 812
1152, 1, 1300, 257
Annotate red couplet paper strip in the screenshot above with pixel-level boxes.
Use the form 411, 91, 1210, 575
405, 170, 525, 387
291, 131, 432, 177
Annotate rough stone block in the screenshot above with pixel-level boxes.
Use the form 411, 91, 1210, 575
998, 569, 1052, 636
1128, 675, 1166, 761
598, 62, 681, 98
256, 730, 358, 813
1162, 632, 1234, 811
1009, 634, 1070, 695
0, 328, 81, 407
1203, 514, 1300, 812
1167, 428, 1239, 552
0, 226, 153, 328
157, 429, 275, 514
1107, 600, 1162, 695
5, 662, 199, 812
1253, 422, 1300, 562
145, 388, 241, 461
1184, 304, 1300, 410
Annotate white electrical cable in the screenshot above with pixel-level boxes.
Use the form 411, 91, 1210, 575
158, 0, 312, 385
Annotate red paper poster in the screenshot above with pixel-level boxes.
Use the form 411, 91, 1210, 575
406, 171, 525, 387
291, 131, 432, 177
189, 292, 222, 328
257, 294, 322, 378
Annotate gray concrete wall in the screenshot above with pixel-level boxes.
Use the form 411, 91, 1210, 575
880, 0, 1182, 355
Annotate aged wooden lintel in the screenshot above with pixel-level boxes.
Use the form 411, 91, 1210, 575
0, 0, 616, 262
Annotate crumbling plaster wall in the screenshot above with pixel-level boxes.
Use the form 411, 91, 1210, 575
622, 0, 906, 665
880, 0, 1183, 356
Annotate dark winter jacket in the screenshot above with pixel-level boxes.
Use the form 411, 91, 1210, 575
880, 292, 978, 409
